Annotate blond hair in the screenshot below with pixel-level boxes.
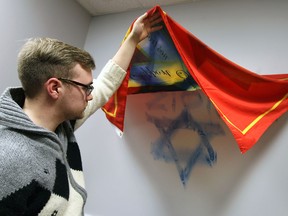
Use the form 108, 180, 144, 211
17, 37, 95, 98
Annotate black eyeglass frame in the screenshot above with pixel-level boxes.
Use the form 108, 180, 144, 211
58, 78, 94, 96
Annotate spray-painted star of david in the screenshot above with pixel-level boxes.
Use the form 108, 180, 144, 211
146, 108, 225, 186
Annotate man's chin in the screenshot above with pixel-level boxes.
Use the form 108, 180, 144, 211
73, 112, 85, 120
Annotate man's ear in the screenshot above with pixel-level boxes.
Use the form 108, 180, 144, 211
45, 78, 61, 99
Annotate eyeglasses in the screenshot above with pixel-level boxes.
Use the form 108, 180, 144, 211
58, 78, 94, 96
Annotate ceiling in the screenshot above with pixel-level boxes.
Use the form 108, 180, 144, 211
76, 0, 199, 16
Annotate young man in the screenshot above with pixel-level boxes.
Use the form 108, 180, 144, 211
0, 12, 162, 215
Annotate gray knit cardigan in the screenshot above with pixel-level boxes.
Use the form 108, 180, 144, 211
0, 60, 126, 216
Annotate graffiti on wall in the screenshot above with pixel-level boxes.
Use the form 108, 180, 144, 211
145, 91, 225, 185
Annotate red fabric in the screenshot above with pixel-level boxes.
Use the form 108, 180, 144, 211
102, 6, 288, 153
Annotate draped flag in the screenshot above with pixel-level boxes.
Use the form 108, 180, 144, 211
102, 6, 288, 153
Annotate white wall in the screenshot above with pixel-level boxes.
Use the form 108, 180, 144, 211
0, 0, 91, 93
79, 0, 288, 216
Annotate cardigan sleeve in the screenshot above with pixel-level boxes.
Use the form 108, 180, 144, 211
74, 59, 127, 130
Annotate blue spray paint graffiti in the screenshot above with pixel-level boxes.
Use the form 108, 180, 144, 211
146, 91, 225, 185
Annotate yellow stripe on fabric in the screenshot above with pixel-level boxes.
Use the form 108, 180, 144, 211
102, 92, 118, 117
211, 92, 288, 135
